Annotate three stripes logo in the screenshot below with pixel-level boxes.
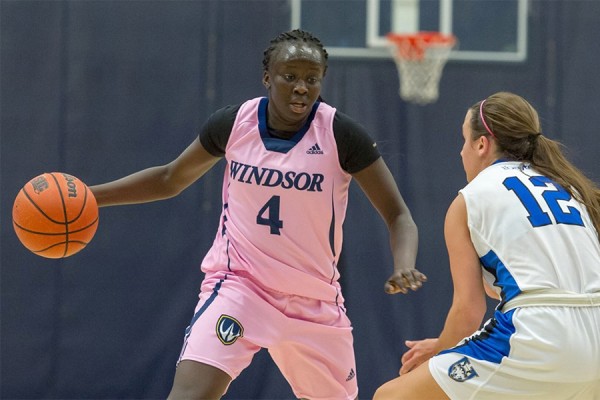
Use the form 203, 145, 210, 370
346, 368, 355, 381
306, 143, 324, 154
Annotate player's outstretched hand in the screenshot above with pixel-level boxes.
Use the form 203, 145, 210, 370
384, 268, 427, 294
399, 338, 438, 375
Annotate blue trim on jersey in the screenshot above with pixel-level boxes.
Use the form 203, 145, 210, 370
258, 97, 269, 137
480, 250, 522, 304
257, 97, 320, 153
184, 276, 227, 337
329, 195, 336, 259
329, 193, 338, 304
439, 309, 516, 364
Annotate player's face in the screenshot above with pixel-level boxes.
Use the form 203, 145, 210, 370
460, 110, 481, 182
263, 43, 325, 132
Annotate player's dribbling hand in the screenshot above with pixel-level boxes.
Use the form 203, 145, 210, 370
384, 269, 427, 294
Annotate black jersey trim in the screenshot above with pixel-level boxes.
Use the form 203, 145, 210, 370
198, 99, 380, 172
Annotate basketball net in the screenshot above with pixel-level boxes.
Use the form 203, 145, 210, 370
387, 32, 456, 105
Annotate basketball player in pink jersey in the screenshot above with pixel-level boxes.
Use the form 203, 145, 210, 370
90, 29, 427, 399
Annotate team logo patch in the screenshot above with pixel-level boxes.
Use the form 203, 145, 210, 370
216, 314, 244, 345
448, 356, 479, 382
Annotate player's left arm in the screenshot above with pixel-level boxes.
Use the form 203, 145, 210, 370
352, 157, 426, 294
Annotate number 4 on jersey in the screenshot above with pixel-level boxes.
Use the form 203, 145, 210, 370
256, 195, 283, 235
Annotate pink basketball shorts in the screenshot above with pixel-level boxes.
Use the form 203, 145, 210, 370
177, 271, 358, 400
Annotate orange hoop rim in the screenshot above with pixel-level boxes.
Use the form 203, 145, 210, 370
386, 31, 457, 60
386, 31, 457, 46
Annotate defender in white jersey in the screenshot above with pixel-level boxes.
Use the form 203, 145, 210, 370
375, 92, 600, 400
90, 30, 426, 399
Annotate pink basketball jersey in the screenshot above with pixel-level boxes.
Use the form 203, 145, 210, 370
201, 97, 352, 303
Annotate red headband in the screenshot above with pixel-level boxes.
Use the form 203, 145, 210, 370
479, 100, 496, 138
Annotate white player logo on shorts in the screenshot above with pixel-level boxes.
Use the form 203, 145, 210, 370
216, 314, 244, 345
448, 356, 479, 382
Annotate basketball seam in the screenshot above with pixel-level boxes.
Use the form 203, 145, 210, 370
20, 174, 88, 224
49, 173, 70, 257
68, 184, 89, 223
33, 240, 90, 254
13, 217, 99, 236
21, 187, 67, 225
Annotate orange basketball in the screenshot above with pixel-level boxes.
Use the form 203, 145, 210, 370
12, 172, 99, 258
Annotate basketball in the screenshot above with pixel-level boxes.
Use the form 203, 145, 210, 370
12, 172, 99, 259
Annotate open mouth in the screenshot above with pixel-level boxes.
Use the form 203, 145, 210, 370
290, 102, 307, 113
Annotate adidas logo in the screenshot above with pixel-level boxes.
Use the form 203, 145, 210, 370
346, 368, 355, 381
306, 143, 324, 154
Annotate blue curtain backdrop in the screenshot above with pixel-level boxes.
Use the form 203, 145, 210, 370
2, 1, 599, 399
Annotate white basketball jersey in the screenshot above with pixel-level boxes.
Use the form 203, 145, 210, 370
201, 97, 352, 303
460, 161, 600, 303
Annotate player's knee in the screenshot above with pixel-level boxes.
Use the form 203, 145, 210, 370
373, 383, 395, 400
167, 382, 225, 400
167, 360, 231, 400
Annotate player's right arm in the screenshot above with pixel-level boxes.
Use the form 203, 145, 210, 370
91, 138, 221, 207
439, 194, 488, 345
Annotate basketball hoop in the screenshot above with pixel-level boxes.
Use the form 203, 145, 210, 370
387, 32, 457, 105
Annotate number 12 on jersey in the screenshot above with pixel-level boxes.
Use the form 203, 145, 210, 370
503, 175, 584, 227
256, 195, 284, 235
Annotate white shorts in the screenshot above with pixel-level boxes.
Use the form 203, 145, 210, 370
429, 306, 600, 400
177, 271, 358, 400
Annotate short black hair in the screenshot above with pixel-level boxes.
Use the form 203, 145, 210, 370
262, 29, 329, 74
